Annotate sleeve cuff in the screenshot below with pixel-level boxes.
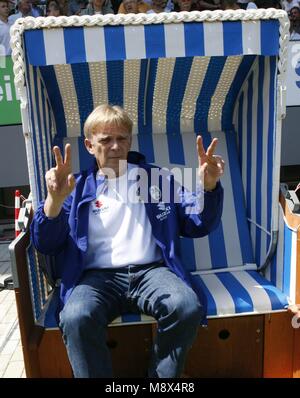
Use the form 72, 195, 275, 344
36, 201, 64, 223
204, 180, 222, 194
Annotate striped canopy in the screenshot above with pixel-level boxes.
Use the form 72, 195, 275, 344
22, 17, 280, 142
24, 20, 280, 66
35, 56, 257, 142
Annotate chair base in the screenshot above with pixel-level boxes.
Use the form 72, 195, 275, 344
21, 312, 299, 378
26, 324, 153, 378
185, 315, 264, 378
263, 311, 300, 378
185, 312, 299, 378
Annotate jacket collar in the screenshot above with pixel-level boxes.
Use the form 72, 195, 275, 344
127, 151, 146, 165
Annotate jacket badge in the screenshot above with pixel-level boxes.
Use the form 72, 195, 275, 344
149, 185, 161, 201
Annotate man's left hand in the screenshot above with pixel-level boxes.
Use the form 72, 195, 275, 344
197, 135, 225, 191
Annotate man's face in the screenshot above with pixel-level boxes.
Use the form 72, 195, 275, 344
152, 0, 166, 7
123, 0, 138, 13
8, 1, 15, 12
178, 0, 192, 11
93, 0, 105, 8
290, 7, 300, 21
85, 124, 132, 176
47, 5, 60, 15
0, 2, 9, 19
19, 0, 32, 14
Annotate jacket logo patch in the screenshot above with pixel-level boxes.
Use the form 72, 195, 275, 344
149, 185, 161, 201
95, 200, 103, 208
92, 200, 109, 215
157, 202, 166, 211
156, 202, 171, 221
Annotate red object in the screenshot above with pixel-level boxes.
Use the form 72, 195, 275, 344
95, 200, 103, 208
15, 190, 21, 237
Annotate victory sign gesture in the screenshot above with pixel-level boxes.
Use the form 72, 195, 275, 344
197, 136, 225, 191
44, 144, 76, 217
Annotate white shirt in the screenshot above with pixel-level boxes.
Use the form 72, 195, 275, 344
246, 2, 257, 9
84, 164, 162, 269
290, 30, 300, 40
8, 11, 35, 24
282, 0, 300, 12
0, 19, 12, 55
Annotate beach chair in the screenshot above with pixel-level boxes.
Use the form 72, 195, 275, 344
9, 9, 300, 377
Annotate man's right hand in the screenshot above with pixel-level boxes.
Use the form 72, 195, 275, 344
44, 144, 76, 218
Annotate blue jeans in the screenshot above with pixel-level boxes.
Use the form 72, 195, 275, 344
59, 262, 203, 378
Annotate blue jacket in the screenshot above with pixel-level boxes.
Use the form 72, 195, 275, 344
31, 152, 223, 319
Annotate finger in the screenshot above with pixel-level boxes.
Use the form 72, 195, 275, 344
208, 155, 225, 170
214, 157, 225, 176
67, 174, 76, 190
217, 158, 225, 174
45, 169, 56, 184
53, 146, 63, 167
64, 143, 72, 167
206, 138, 218, 158
197, 135, 206, 160
46, 178, 58, 192
49, 172, 58, 191
206, 161, 224, 179
200, 162, 208, 174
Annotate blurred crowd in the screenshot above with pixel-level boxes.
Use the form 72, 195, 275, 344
1, 0, 300, 55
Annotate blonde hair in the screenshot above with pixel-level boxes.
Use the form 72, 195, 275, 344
84, 104, 133, 138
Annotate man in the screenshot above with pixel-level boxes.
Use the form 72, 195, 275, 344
283, 0, 299, 13
30, 0, 44, 16
118, 0, 150, 14
31, 104, 225, 378
145, 0, 173, 12
46, 1, 61, 16
289, 6, 300, 40
80, 0, 114, 15
0, 0, 12, 56
195, 0, 220, 11
68, 0, 87, 15
147, 0, 171, 13
8, 0, 35, 23
174, 0, 198, 11
221, 0, 240, 9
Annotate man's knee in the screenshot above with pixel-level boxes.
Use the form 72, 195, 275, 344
59, 302, 107, 334
166, 288, 203, 326
178, 296, 203, 325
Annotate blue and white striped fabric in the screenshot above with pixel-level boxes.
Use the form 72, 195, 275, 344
23, 20, 279, 66
193, 270, 288, 317
234, 56, 277, 268
36, 56, 257, 139
267, 204, 298, 304
25, 56, 55, 209
27, 244, 48, 322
